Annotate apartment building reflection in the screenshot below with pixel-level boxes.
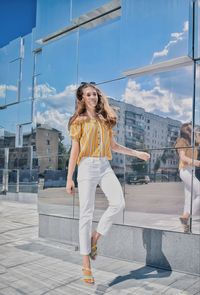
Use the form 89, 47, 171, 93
108, 98, 181, 175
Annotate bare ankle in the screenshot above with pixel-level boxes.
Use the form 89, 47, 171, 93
92, 231, 101, 244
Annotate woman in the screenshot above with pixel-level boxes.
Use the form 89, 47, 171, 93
175, 122, 200, 233
66, 82, 150, 284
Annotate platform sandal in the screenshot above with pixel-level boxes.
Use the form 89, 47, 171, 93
82, 267, 95, 284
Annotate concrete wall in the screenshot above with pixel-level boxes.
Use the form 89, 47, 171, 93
39, 213, 200, 275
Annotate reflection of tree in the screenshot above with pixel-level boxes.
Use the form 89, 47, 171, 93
58, 134, 70, 170
153, 158, 160, 172
160, 148, 178, 170
131, 154, 148, 174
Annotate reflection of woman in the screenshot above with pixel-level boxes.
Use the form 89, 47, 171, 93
66, 83, 150, 284
175, 123, 200, 233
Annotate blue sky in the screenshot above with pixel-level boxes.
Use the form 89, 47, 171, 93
0, 0, 36, 47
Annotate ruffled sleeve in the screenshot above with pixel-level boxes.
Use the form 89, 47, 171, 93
69, 121, 82, 141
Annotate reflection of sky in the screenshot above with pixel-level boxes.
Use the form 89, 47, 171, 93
1, 0, 197, 146
71, 0, 112, 20
121, 0, 189, 69
0, 101, 32, 133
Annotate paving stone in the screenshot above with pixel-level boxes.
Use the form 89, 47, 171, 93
0, 200, 199, 295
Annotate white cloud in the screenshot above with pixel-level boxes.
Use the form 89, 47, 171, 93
35, 109, 72, 146
151, 21, 188, 63
183, 21, 188, 32
35, 83, 77, 113
35, 83, 57, 99
122, 78, 192, 122
0, 84, 18, 98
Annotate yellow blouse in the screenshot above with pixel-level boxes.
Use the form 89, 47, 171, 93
175, 137, 198, 170
68, 116, 115, 165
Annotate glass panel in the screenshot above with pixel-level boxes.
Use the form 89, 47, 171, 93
0, 148, 5, 169
0, 47, 9, 107
194, 0, 200, 58
19, 169, 38, 193
78, 15, 121, 83
18, 100, 32, 124
7, 37, 22, 61
35, 0, 71, 40
7, 146, 33, 193
8, 169, 18, 193
0, 168, 3, 192
0, 104, 18, 148
120, 0, 190, 70
192, 61, 200, 234
5, 59, 21, 105
71, 0, 116, 20
38, 154, 74, 219
8, 146, 33, 170
34, 31, 78, 101
0, 101, 32, 150
33, 31, 78, 155
97, 64, 193, 231
34, 50, 42, 76
20, 34, 34, 101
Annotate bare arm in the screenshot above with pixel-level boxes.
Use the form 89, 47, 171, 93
110, 136, 150, 161
179, 150, 200, 167
66, 140, 80, 195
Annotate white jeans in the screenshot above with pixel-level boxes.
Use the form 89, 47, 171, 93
180, 167, 200, 216
77, 157, 125, 255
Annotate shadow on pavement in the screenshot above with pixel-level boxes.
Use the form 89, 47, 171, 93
95, 228, 172, 294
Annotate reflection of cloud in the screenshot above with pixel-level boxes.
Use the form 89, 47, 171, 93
35, 109, 71, 146
35, 83, 57, 98
0, 84, 18, 98
151, 21, 188, 63
35, 83, 76, 113
123, 79, 191, 122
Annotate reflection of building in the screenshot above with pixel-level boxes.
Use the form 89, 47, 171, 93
0, 131, 16, 148
144, 113, 181, 172
29, 124, 60, 174
0, 124, 60, 174
8, 147, 32, 170
108, 98, 181, 173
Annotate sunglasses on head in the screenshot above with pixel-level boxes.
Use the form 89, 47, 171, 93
80, 81, 96, 85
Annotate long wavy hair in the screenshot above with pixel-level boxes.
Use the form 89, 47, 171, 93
180, 122, 192, 145
68, 83, 117, 130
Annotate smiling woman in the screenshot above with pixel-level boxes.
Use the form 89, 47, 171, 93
66, 82, 150, 284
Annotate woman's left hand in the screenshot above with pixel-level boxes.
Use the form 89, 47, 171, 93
137, 151, 150, 161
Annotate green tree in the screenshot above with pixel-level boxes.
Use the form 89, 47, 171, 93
58, 133, 70, 170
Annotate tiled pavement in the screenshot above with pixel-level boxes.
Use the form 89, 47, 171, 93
0, 200, 199, 295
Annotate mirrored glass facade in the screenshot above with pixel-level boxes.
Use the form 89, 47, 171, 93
0, 0, 199, 234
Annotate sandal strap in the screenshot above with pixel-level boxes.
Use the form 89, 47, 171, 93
82, 267, 92, 271
83, 275, 94, 279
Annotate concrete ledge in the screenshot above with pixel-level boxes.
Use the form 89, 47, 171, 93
39, 213, 200, 275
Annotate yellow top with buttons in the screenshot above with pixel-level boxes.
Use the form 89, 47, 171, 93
68, 116, 115, 165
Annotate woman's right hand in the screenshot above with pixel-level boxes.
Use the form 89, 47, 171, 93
66, 179, 75, 196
